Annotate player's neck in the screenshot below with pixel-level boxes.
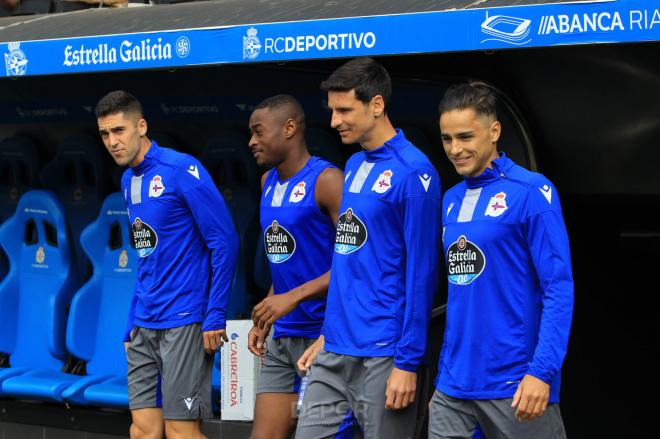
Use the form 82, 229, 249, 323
130, 136, 152, 168
277, 146, 311, 181
361, 118, 397, 151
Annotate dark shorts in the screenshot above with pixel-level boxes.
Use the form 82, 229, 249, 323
428, 389, 567, 439
126, 323, 213, 420
256, 337, 316, 394
295, 350, 418, 439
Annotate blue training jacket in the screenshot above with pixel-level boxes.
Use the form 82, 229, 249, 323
260, 157, 336, 339
437, 153, 574, 403
121, 141, 238, 339
323, 129, 442, 372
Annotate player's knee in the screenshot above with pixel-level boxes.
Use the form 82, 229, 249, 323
250, 428, 279, 439
130, 421, 160, 439
251, 430, 290, 439
164, 420, 205, 439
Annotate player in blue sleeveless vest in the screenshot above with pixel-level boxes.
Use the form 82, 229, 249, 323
246, 95, 351, 439
96, 91, 238, 439
428, 83, 573, 439
295, 58, 442, 439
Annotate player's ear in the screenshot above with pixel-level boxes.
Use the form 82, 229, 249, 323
489, 120, 501, 143
284, 118, 297, 139
370, 95, 385, 118
137, 117, 148, 137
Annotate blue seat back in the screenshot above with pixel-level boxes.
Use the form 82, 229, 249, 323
0, 136, 42, 221
40, 134, 111, 279
0, 190, 75, 369
67, 192, 136, 377
0, 136, 42, 281
202, 130, 259, 318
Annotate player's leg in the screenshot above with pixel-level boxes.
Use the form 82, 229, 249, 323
427, 390, 479, 439
252, 393, 299, 439
130, 408, 164, 439
164, 419, 207, 439
127, 327, 165, 439
349, 356, 418, 439
252, 337, 307, 439
160, 323, 214, 438
475, 399, 567, 439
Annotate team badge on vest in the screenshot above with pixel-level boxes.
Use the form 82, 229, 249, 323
264, 220, 296, 263
335, 208, 368, 254
485, 192, 508, 217
371, 169, 393, 194
131, 217, 158, 257
148, 175, 165, 198
447, 235, 486, 285
289, 181, 306, 203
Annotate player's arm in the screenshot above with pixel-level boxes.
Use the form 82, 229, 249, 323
512, 182, 574, 421
248, 285, 274, 357
252, 167, 343, 330
387, 168, 442, 410
121, 179, 137, 350
179, 161, 239, 353
123, 293, 137, 351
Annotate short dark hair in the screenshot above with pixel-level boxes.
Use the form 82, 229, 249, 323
320, 57, 391, 108
438, 82, 497, 120
95, 90, 143, 118
254, 94, 306, 131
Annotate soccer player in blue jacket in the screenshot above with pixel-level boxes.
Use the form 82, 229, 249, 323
429, 83, 573, 438
96, 91, 238, 439
295, 58, 442, 439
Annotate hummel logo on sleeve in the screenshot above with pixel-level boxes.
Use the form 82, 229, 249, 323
187, 165, 200, 180
419, 173, 431, 192
539, 185, 552, 203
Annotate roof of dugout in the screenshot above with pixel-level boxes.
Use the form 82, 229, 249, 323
0, 0, 656, 78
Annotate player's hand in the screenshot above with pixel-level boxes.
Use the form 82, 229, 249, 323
252, 292, 299, 330
297, 335, 324, 373
385, 367, 417, 410
124, 341, 129, 353
247, 325, 270, 357
203, 329, 228, 355
511, 374, 550, 421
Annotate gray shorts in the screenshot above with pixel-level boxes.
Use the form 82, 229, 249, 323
126, 323, 213, 420
428, 390, 567, 439
257, 337, 315, 394
295, 350, 419, 439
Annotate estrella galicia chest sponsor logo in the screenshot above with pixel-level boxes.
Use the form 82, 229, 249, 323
130, 217, 158, 257
4, 42, 28, 76
447, 235, 486, 285
335, 208, 367, 254
264, 220, 296, 263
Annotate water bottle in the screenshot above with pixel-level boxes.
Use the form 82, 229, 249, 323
296, 370, 310, 416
